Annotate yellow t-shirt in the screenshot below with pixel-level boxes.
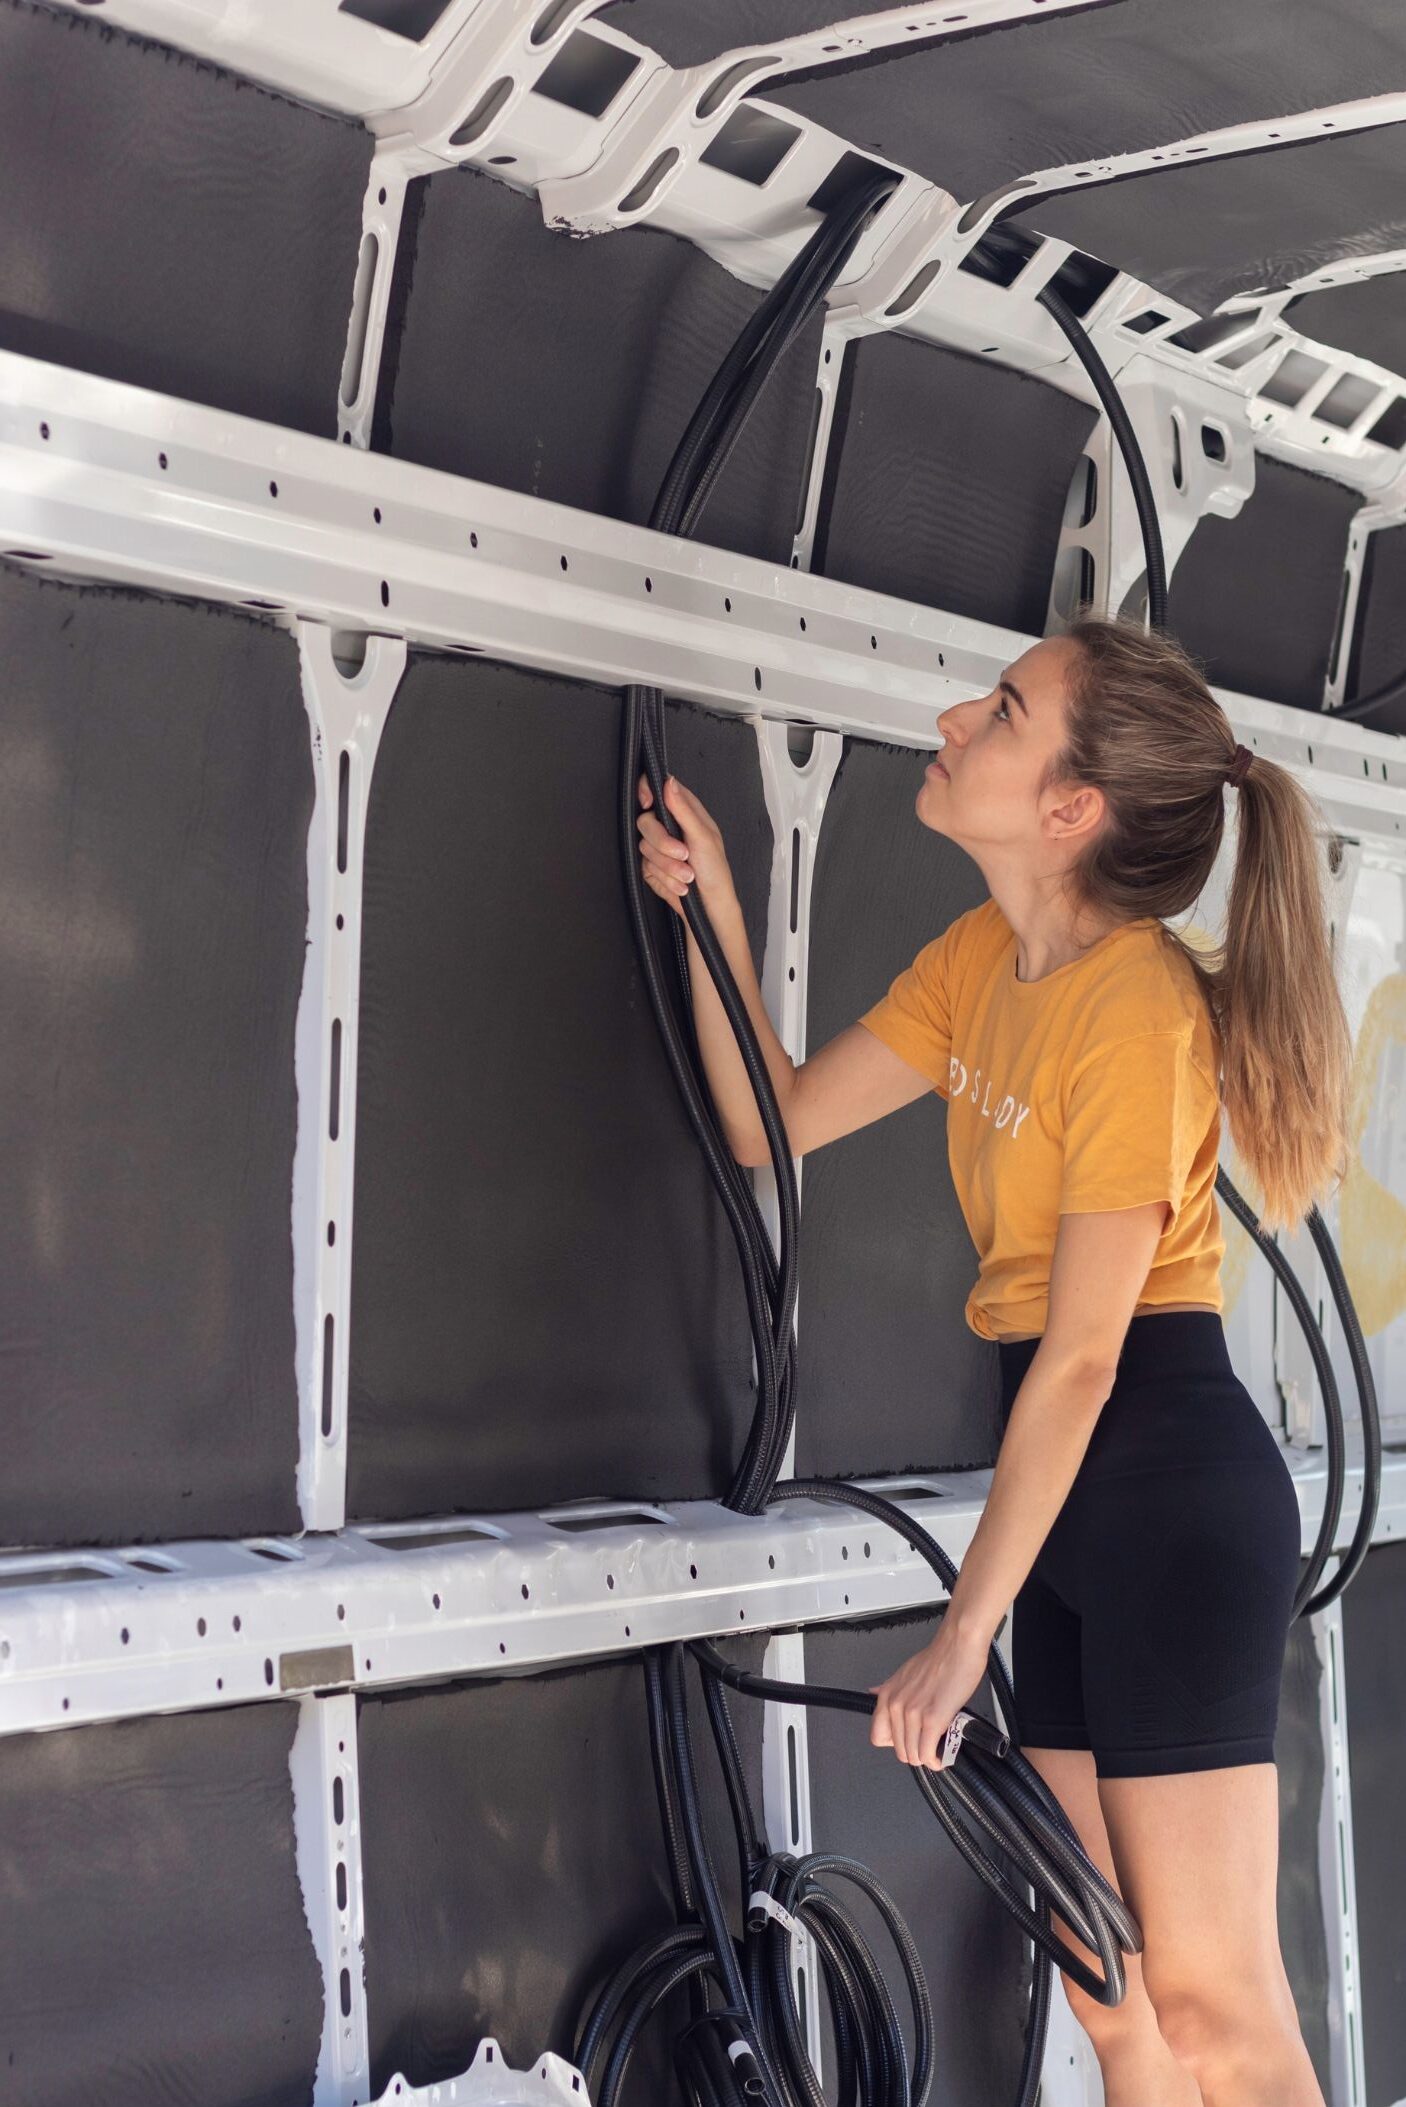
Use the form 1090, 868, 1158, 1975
858, 895, 1226, 1342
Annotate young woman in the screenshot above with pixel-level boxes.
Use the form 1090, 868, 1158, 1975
636, 613, 1352, 2107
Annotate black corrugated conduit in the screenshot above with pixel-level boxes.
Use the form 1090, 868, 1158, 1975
591, 175, 1381, 2107
1337, 670, 1406, 727
575, 1643, 941, 2107
598, 175, 1143, 2107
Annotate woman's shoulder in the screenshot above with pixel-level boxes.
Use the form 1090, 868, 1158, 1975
1082, 919, 1220, 1080
917, 893, 1006, 972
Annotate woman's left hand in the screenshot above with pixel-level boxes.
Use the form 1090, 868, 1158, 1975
868, 1620, 991, 1768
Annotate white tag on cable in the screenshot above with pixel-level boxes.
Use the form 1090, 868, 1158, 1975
934, 1710, 973, 1771
749, 1890, 804, 1938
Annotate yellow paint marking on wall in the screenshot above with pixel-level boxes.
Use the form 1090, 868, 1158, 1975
1166, 925, 1404, 1331
1339, 971, 1406, 1338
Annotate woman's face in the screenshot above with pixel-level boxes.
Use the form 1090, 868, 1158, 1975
916, 633, 1100, 857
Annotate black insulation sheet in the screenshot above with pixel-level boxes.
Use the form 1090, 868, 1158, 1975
1275, 1604, 1333, 2101
815, 335, 1098, 635
0, 0, 369, 436
1020, 124, 1406, 321
804, 1607, 1030, 2103
1288, 273, 1406, 382
761, 1, 1406, 213
340, 0, 458, 35
1347, 522, 1406, 730
1341, 1539, 1406, 2107
348, 657, 775, 1522
358, 1635, 769, 2096
0, 566, 310, 1549
0, 1701, 322, 2107
375, 167, 822, 567
1165, 456, 1361, 712
796, 736, 999, 1480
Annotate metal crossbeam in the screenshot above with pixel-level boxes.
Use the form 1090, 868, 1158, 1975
0, 1447, 1394, 1742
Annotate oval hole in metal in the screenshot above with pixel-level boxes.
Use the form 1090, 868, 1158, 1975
449, 76, 514, 149
339, 231, 379, 409
619, 149, 680, 215
696, 54, 782, 120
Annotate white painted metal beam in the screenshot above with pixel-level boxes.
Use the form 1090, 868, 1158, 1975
0, 1446, 1395, 1742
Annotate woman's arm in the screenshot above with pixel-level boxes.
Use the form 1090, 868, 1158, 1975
681, 907, 938, 1165
637, 775, 934, 1163
871, 1199, 1168, 1765
943, 1198, 1170, 1646
940, 1346, 1119, 1652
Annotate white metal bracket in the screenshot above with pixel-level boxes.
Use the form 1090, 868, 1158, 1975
369, 2035, 591, 2103
291, 1691, 372, 2105
294, 623, 408, 1532
339, 152, 418, 451
366, 0, 620, 167
1313, 1603, 1367, 2107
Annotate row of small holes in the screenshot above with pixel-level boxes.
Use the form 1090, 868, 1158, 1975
324, 738, 353, 1417
52, 1534, 892, 1713
23, 416, 976, 771
335, 1741, 353, 2020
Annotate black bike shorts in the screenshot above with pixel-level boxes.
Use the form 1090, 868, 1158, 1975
996, 1310, 1303, 1780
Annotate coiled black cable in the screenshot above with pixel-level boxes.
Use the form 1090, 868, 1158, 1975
998, 225, 1383, 1620
575, 1641, 940, 2107
694, 1634, 1138, 2007
753, 1478, 1139, 2006
620, 170, 902, 1520
595, 185, 1381, 2107
604, 172, 1226, 2106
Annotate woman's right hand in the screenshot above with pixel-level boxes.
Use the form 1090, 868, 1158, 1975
636, 773, 737, 921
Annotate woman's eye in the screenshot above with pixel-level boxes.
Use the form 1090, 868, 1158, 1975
995, 697, 1010, 722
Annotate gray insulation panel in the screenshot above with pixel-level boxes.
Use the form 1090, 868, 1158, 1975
815, 335, 1098, 636
1275, 1608, 1333, 2101
1165, 456, 1360, 711
0, 1702, 322, 2107
358, 1636, 769, 2097
1341, 1540, 1406, 2107
804, 1608, 1031, 2104
760, 1, 1406, 213
374, 167, 823, 567
797, 735, 1001, 1479
1020, 124, 1406, 320
1287, 274, 1406, 379
0, 0, 369, 436
0, 565, 310, 1549
1347, 522, 1406, 730
348, 657, 775, 1520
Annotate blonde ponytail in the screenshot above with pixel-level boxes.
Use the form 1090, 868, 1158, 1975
1055, 614, 1352, 1233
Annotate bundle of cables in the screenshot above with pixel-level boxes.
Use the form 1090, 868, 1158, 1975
573, 1630, 1138, 2107
599, 171, 1382, 2107
599, 174, 1142, 2107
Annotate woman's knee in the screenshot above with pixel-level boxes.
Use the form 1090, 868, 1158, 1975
1142, 1956, 1301, 2074
1139, 1951, 1289, 2068
1141, 1977, 1221, 2069
1064, 1946, 1164, 2048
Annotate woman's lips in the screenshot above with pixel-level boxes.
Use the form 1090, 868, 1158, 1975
926, 759, 948, 778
